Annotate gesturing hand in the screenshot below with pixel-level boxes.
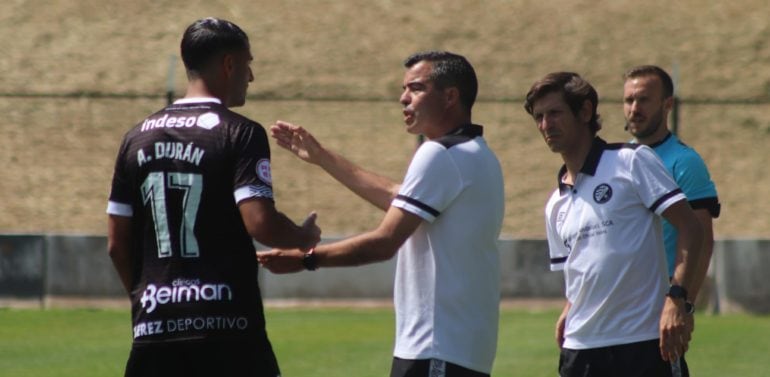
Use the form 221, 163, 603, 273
270, 120, 323, 165
257, 248, 305, 274
301, 212, 321, 251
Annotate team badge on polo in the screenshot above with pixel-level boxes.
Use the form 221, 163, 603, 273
593, 184, 612, 204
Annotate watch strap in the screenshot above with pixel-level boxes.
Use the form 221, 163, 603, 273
667, 285, 688, 301
302, 248, 318, 271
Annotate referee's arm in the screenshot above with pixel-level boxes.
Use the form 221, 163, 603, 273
664, 200, 706, 298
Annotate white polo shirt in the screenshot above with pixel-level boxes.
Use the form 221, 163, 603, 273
545, 137, 686, 350
391, 124, 504, 374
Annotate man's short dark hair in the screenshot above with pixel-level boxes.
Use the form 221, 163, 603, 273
524, 72, 602, 135
623, 65, 675, 98
404, 51, 478, 112
181, 18, 249, 73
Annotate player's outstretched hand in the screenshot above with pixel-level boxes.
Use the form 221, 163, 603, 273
257, 248, 305, 274
270, 120, 324, 165
301, 212, 321, 251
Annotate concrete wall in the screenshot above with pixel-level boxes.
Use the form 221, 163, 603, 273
1, 235, 768, 314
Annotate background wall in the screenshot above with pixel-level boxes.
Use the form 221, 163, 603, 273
1, 235, 768, 314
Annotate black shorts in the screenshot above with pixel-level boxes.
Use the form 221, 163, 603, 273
559, 339, 676, 377
124, 338, 280, 377
390, 357, 490, 377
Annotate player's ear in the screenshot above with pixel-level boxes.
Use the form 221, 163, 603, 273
221, 53, 235, 78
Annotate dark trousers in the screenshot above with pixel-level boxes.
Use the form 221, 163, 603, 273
125, 338, 280, 377
390, 357, 490, 377
559, 339, 678, 377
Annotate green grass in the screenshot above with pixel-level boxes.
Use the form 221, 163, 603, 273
0, 307, 768, 376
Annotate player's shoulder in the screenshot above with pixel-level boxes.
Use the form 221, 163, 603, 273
202, 105, 260, 129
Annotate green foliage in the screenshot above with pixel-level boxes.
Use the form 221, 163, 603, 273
0, 308, 768, 376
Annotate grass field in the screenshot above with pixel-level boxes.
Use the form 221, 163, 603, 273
0, 307, 768, 376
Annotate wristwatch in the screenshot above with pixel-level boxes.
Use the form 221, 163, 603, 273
667, 285, 695, 315
302, 248, 318, 271
684, 301, 695, 315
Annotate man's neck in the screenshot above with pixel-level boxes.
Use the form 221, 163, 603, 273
636, 127, 670, 146
184, 80, 225, 105
423, 114, 472, 140
560, 136, 594, 185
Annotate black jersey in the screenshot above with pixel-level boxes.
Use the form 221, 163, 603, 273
108, 98, 274, 345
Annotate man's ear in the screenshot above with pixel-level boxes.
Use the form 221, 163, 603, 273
221, 53, 235, 78
579, 99, 593, 124
444, 87, 460, 109
663, 95, 675, 113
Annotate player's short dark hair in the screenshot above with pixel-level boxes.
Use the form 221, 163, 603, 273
623, 65, 675, 99
181, 18, 249, 73
524, 72, 602, 135
404, 51, 478, 112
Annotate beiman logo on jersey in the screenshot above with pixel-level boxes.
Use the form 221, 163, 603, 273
593, 183, 613, 204
140, 282, 233, 314
140, 112, 221, 132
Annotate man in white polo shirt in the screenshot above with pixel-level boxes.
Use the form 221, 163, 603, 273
523, 72, 708, 377
258, 51, 504, 377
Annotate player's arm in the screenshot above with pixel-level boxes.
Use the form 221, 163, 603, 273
270, 120, 400, 211
107, 215, 134, 295
257, 206, 421, 273
659, 199, 705, 361
238, 197, 320, 250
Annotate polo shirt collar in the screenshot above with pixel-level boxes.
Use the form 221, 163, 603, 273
445, 123, 484, 137
173, 97, 222, 105
557, 137, 607, 193
647, 131, 672, 149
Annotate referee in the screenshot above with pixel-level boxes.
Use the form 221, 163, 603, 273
623, 65, 721, 376
524, 72, 709, 377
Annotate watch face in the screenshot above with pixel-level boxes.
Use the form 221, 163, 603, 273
685, 302, 695, 315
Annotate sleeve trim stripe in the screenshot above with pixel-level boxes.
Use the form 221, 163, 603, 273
234, 185, 274, 204
106, 201, 133, 217
550, 256, 568, 264
394, 195, 440, 217
650, 188, 683, 213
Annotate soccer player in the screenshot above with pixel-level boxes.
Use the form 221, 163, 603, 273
258, 51, 504, 377
623, 65, 721, 376
524, 72, 708, 377
106, 18, 320, 377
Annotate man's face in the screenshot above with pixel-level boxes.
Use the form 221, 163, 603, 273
226, 48, 254, 107
531, 91, 588, 154
399, 61, 448, 138
623, 75, 671, 140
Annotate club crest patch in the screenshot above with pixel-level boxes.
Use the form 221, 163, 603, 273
593, 183, 612, 204
256, 159, 272, 185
